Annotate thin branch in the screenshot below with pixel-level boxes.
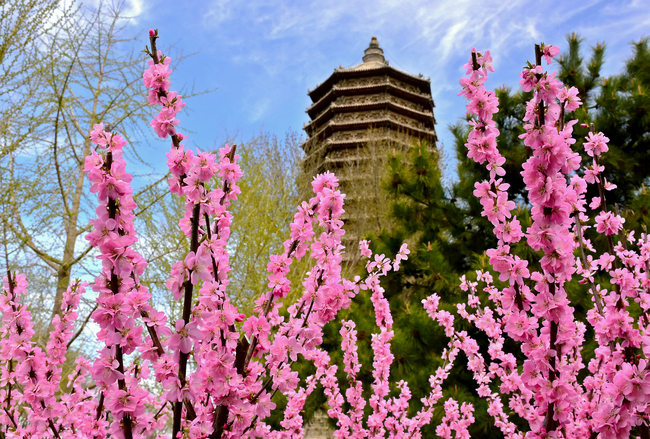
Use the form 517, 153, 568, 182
74, 223, 93, 239
67, 244, 94, 267
62, 104, 88, 139
133, 172, 170, 199
134, 191, 169, 217
66, 303, 97, 348
2, 214, 62, 270
62, 113, 83, 165
96, 75, 145, 122
50, 28, 84, 219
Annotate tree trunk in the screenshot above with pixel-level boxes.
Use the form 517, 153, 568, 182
47, 135, 92, 334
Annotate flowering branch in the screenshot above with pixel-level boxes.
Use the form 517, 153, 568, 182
3, 27, 649, 439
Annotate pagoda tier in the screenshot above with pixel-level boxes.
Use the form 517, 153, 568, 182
300, 36, 438, 263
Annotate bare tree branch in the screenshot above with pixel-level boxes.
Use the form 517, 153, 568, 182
66, 303, 98, 348
67, 244, 94, 268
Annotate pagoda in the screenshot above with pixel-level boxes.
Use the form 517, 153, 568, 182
301, 36, 437, 257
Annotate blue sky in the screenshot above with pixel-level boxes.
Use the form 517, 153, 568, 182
114, 0, 650, 173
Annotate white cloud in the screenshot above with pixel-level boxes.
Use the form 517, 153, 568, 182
202, 0, 236, 27
123, 0, 145, 20
247, 95, 272, 123
194, 0, 650, 145
78, 0, 148, 24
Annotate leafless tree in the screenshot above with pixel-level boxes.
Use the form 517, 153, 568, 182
0, 2, 175, 346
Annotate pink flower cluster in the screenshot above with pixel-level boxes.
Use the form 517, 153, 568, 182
1, 31, 419, 439
287, 242, 467, 439
139, 30, 422, 439
417, 43, 650, 439
5, 29, 650, 439
0, 275, 89, 437
84, 122, 170, 438
1, 28, 450, 439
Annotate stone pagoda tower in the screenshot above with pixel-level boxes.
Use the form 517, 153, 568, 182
301, 36, 437, 259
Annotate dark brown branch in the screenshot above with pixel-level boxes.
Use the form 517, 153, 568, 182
514, 282, 524, 311
471, 51, 480, 71
640, 424, 650, 439
95, 391, 104, 421
203, 213, 219, 276
240, 388, 279, 436
149, 31, 160, 64
138, 309, 165, 357
144, 32, 224, 435
106, 148, 133, 439
543, 283, 560, 434
139, 402, 168, 435
42, 400, 61, 438
147, 32, 182, 150
535, 44, 545, 127
574, 214, 605, 315
3, 407, 17, 429
173, 202, 201, 437
3, 358, 15, 431
211, 404, 229, 439
209, 335, 249, 439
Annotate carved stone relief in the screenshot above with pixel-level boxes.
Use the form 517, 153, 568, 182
387, 77, 420, 93
335, 93, 387, 107
337, 77, 384, 88
389, 94, 422, 112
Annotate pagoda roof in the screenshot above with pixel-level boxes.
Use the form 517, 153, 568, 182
308, 36, 431, 103
304, 98, 435, 136
306, 115, 437, 146
306, 80, 434, 119
300, 129, 436, 174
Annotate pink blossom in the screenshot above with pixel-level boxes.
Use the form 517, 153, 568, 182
184, 246, 212, 284
520, 65, 543, 92
168, 319, 203, 354
541, 43, 560, 64
595, 211, 625, 236
558, 86, 582, 112
142, 56, 172, 91
150, 107, 179, 138
584, 131, 610, 157
7, 36, 648, 439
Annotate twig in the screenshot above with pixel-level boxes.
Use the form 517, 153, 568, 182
535, 44, 545, 127
95, 391, 104, 421
105, 144, 133, 439
471, 51, 480, 71
67, 303, 98, 348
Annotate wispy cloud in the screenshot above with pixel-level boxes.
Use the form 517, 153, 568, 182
80, 0, 149, 22
120, 0, 650, 164
122, 0, 146, 21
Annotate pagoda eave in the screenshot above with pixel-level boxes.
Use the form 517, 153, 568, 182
305, 100, 435, 133
308, 65, 431, 102
302, 135, 435, 176
307, 83, 434, 118
308, 118, 435, 142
